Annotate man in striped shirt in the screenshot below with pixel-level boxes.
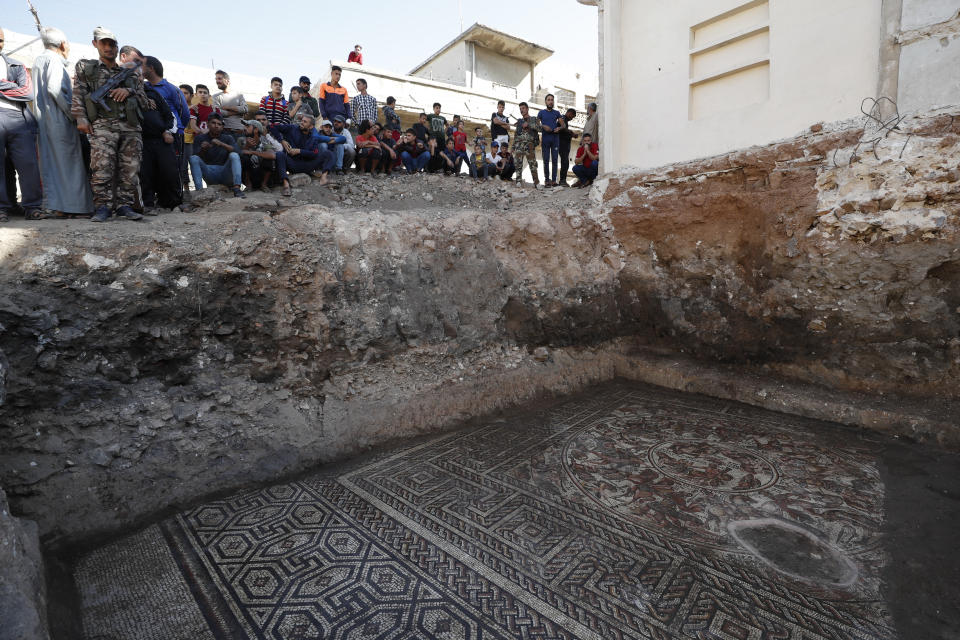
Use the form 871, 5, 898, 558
259, 77, 289, 125
350, 78, 377, 127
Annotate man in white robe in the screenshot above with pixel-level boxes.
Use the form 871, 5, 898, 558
32, 27, 92, 216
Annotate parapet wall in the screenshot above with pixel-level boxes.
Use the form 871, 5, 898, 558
1, 108, 959, 549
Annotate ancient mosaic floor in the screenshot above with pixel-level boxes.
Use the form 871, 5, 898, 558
74, 382, 896, 639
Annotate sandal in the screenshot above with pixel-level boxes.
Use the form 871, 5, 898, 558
282, 185, 292, 197
24, 209, 48, 220
0, 211, 8, 223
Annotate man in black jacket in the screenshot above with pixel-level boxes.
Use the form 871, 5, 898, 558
140, 85, 182, 212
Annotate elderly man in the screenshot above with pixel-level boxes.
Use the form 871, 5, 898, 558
31, 27, 93, 217
298, 76, 320, 118
0, 26, 43, 222
583, 102, 598, 145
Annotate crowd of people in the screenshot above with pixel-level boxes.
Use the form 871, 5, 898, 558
0, 26, 600, 223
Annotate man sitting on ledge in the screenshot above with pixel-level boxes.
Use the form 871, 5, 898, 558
189, 113, 244, 198
572, 132, 599, 188
269, 113, 341, 193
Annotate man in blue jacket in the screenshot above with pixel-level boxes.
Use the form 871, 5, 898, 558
270, 113, 341, 191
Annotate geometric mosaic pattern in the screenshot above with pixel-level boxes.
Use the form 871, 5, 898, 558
75, 382, 897, 639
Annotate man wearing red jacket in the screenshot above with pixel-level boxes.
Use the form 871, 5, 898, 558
572, 133, 599, 188
347, 45, 363, 65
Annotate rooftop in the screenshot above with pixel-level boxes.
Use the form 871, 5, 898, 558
409, 23, 554, 75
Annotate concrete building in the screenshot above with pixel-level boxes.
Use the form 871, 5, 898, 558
578, 0, 960, 172
330, 23, 597, 130
410, 24, 553, 104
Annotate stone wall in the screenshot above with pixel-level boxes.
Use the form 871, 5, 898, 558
598, 109, 960, 400
1, 108, 959, 550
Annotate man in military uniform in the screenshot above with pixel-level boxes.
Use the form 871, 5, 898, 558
512, 102, 541, 188
71, 27, 147, 221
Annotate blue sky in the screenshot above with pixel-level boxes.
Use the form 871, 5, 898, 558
4, 0, 599, 88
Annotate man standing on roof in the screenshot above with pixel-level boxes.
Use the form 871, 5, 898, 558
347, 45, 363, 65
318, 66, 349, 124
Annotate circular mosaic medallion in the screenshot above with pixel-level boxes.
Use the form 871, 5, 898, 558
560, 410, 884, 551
647, 440, 779, 493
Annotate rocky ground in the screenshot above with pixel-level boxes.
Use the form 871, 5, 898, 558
193, 169, 588, 215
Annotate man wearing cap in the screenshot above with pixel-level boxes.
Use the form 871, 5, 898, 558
72, 26, 148, 221
298, 76, 320, 118
331, 115, 355, 173
238, 118, 281, 191
0, 26, 44, 222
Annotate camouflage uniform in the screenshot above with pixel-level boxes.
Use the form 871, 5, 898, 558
71, 60, 146, 210
513, 116, 541, 184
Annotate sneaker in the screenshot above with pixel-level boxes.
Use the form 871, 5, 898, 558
232, 187, 246, 199
90, 206, 111, 222
115, 205, 143, 221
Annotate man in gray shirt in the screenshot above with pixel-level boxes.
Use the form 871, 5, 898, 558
212, 69, 247, 137
582, 102, 598, 146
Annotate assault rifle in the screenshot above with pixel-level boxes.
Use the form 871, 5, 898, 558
89, 61, 141, 113
27, 0, 43, 33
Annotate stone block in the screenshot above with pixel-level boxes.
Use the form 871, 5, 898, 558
901, 0, 960, 31
898, 34, 960, 113
0, 489, 50, 640
288, 174, 311, 188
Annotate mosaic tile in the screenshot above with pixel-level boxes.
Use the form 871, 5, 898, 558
76, 382, 897, 639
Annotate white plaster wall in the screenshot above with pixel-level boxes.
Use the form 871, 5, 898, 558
412, 43, 467, 87
473, 47, 532, 99
901, 0, 960, 30
605, 0, 882, 171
